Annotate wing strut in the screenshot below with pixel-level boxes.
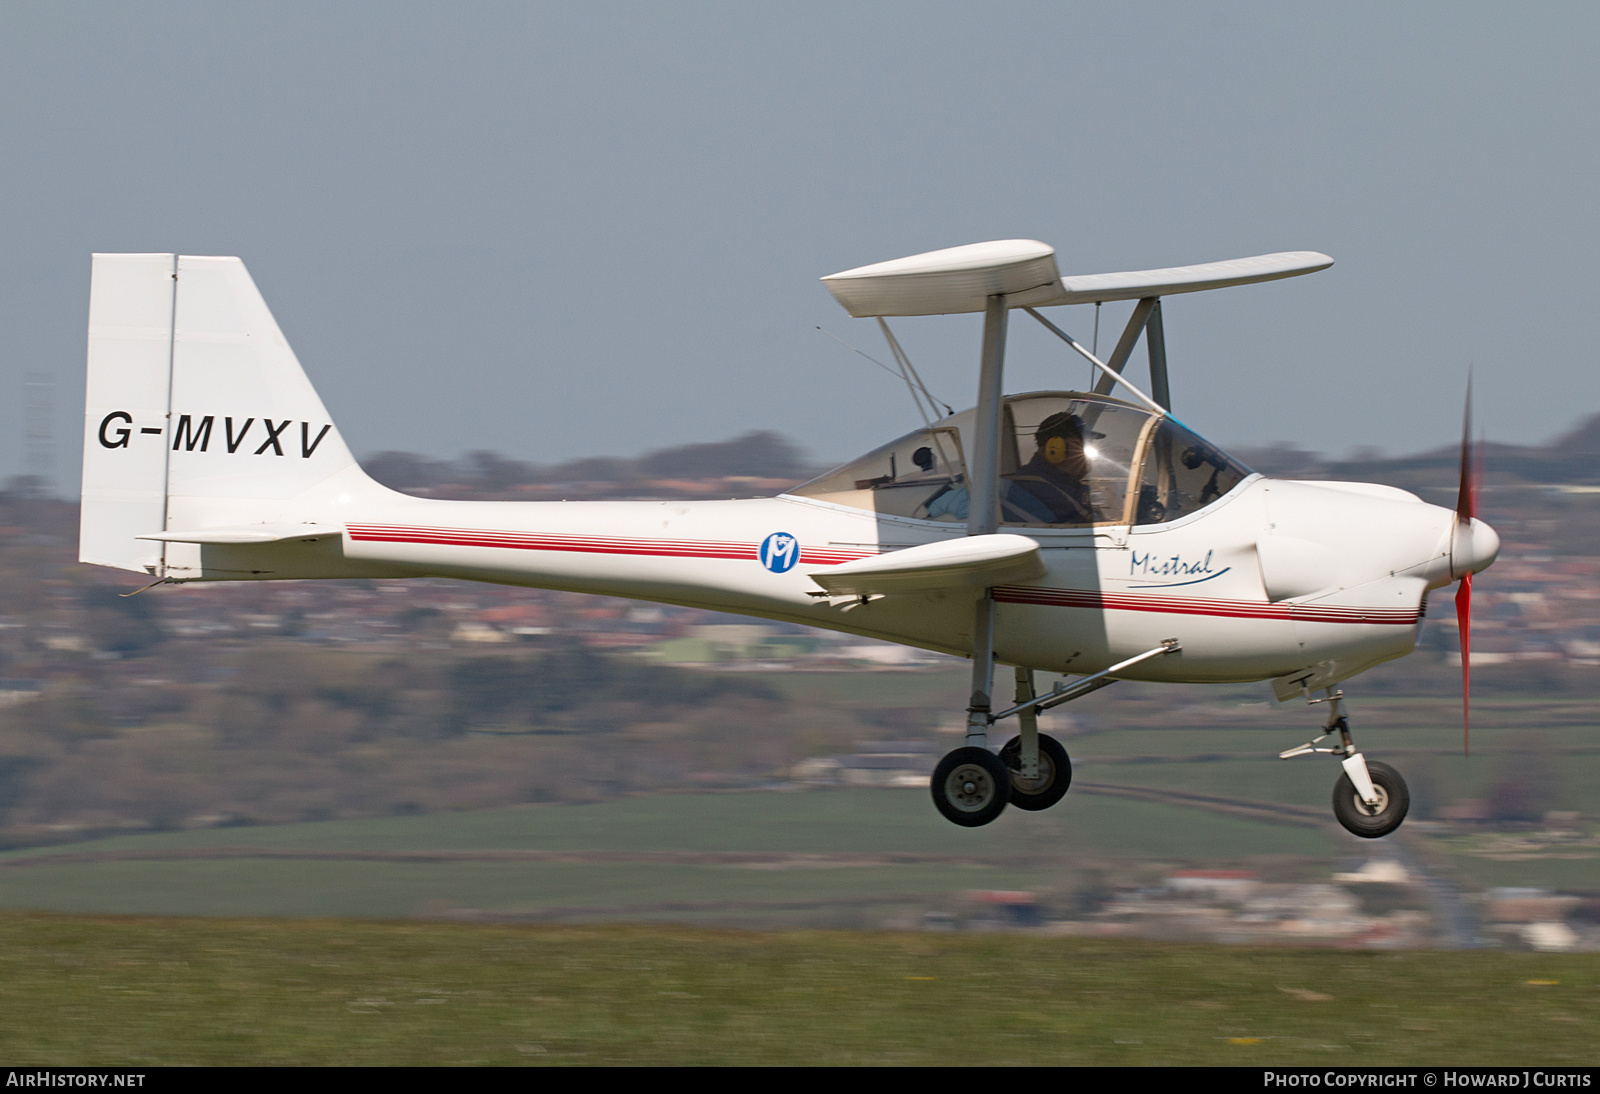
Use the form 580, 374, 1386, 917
963, 294, 1009, 745
1052, 297, 1172, 411
1145, 299, 1170, 410
962, 293, 1181, 745
1022, 307, 1168, 417
1090, 297, 1157, 399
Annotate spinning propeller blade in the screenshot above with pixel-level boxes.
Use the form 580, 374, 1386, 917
1456, 570, 1472, 755
1457, 376, 1476, 526
1454, 376, 1479, 756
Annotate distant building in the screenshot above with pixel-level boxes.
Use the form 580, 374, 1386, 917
451, 621, 511, 643
1485, 887, 1579, 924
1333, 860, 1411, 884
1165, 870, 1260, 901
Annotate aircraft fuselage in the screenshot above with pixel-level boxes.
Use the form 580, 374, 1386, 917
166, 469, 1481, 690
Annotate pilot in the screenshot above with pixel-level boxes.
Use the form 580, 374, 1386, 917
1003, 411, 1095, 525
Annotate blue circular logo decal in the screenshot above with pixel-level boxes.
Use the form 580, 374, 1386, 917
759, 532, 800, 573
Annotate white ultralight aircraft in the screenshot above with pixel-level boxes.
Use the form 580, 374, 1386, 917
78, 241, 1499, 836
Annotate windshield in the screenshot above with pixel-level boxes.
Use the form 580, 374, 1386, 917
1132, 417, 1252, 526
998, 395, 1152, 527
789, 392, 1249, 527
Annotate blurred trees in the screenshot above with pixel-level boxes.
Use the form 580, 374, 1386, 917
0, 640, 790, 841
80, 587, 163, 655
362, 433, 815, 498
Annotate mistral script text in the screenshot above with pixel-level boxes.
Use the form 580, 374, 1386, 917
1130, 548, 1225, 584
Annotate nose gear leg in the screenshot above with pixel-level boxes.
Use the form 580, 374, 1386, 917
1279, 689, 1410, 838
1340, 752, 1380, 809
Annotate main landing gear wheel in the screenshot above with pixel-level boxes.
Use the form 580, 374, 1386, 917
999, 734, 1072, 811
1331, 761, 1410, 838
931, 747, 1011, 827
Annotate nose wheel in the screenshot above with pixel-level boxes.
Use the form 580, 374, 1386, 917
1331, 760, 1409, 838
931, 747, 1012, 827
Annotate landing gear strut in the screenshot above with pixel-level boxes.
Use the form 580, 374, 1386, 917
997, 665, 1072, 811
929, 641, 1179, 827
1281, 690, 1410, 839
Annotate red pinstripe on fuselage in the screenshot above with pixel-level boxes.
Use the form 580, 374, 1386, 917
345, 524, 872, 566
345, 524, 1418, 626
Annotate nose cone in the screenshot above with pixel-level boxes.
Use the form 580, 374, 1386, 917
1451, 517, 1500, 579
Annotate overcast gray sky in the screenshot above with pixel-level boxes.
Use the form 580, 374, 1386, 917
3, 2, 1596, 489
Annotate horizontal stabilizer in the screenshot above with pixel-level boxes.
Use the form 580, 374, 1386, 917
809, 533, 1044, 596
136, 523, 342, 545
822, 241, 1332, 316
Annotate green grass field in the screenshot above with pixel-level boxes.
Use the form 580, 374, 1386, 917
0, 913, 1593, 1065
0, 790, 1339, 923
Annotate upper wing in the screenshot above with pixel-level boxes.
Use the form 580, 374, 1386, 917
822, 240, 1332, 317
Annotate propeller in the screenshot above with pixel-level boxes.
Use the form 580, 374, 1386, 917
1454, 377, 1480, 756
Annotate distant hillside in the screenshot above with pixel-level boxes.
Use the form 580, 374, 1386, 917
1235, 411, 1600, 492
363, 431, 818, 500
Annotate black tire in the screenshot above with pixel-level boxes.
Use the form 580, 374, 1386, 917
1331, 760, 1410, 838
931, 746, 1011, 827
998, 734, 1072, 811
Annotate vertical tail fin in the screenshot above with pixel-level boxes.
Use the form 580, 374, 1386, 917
81, 254, 365, 576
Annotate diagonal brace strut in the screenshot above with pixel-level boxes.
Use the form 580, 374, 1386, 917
989, 640, 1181, 725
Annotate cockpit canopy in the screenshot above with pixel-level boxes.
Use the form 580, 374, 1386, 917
790, 392, 1251, 529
